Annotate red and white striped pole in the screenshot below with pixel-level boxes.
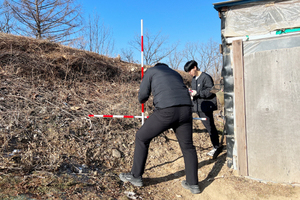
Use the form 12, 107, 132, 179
141, 19, 145, 125
89, 115, 205, 121
89, 115, 149, 119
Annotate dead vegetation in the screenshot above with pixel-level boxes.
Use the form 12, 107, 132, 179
0, 33, 158, 199
0, 32, 203, 199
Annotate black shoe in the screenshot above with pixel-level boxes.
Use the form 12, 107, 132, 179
119, 172, 143, 187
181, 180, 201, 194
212, 145, 224, 159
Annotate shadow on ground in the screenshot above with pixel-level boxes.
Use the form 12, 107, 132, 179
143, 153, 227, 191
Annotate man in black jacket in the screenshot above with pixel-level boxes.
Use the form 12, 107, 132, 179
184, 60, 223, 159
119, 63, 200, 194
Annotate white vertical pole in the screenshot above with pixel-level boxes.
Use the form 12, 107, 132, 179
141, 19, 145, 125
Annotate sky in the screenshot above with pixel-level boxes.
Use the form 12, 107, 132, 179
81, 0, 223, 66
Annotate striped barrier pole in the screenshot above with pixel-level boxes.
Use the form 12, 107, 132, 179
88, 115, 149, 119
88, 115, 206, 121
141, 19, 145, 125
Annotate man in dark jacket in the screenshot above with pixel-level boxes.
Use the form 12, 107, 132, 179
184, 60, 223, 159
119, 63, 200, 194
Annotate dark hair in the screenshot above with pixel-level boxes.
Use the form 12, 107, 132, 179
184, 60, 198, 72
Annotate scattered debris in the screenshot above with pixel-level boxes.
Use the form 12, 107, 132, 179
124, 191, 142, 199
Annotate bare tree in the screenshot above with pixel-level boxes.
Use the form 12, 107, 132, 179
129, 29, 178, 65
67, 34, 86, 50
183, 38, 222, 81
85, 12, 114, 56
183, 42, 199, 61
167, 49, 184, 70
121, 48, 135, 63
5, 0, 82, 43
0, 1, 15, 33
197, 39, 220, 73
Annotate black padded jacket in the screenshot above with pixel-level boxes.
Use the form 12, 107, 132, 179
191, 72, 217, 113
138, 63, 192, 109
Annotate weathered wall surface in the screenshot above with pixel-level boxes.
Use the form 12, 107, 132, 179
243, 34, 300, 183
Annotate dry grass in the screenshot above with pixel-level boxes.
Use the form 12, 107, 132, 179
0, 33, 161, 199
0, 31, 207, 199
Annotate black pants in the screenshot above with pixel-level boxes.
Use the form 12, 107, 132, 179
196, 111, 220, 148
131, 106, 199, 185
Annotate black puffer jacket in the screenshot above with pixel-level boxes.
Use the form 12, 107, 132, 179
191, 72, 217, 113
138, 63, 192, 109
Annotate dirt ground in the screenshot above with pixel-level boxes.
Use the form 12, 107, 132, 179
131, 126, 300, 200
2, 113, 300, 200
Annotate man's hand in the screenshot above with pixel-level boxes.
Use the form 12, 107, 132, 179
190, 90, 197, 97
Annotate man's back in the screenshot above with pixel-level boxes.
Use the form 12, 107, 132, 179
139, 63, 192, 109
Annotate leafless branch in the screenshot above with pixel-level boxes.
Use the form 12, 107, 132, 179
6, 0, 83, 44
129, 29, 178, 65
183, 38, 222, 82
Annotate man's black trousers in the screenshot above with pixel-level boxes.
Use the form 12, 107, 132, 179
196, 111, 220, 148
131, 106, 199, 185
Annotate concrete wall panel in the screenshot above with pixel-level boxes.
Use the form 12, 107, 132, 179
244, 46, 300, 183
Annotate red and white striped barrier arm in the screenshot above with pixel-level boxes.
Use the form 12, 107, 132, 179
88, 115, 205, 120
88, 115, 149, 119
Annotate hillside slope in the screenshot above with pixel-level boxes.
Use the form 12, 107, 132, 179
0, 33, 299, 199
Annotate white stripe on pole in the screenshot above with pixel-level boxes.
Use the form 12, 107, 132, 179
194, 118, 207, 121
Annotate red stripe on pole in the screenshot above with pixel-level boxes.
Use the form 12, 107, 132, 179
141, 67, 144, 79
124, 115, 134, 118
103, 115, 113, 118
141, 36, 143, 52
141, 104, 144, 112
88, 114, 94, 117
